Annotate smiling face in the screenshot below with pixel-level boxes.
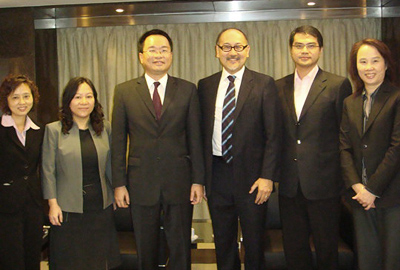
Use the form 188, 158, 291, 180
216, 29, 250, 74
290, 33, 322, 71
69, 83, 95, 122
7, 83, 33, 118
357, 44, 387, 92
139, 34, 172, 80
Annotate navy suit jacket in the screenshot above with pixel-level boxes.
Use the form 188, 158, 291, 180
198, 68, 282, 197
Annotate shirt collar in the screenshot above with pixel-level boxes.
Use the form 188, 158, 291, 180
362, 86, 380, 99
222, 66, 245, 82
1, 114, 40, 131
145, 73, 168, 89
295, 65, 319, 82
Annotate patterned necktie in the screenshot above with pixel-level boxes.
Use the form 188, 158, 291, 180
222, 75, 236, 163
153, 81, 162, 121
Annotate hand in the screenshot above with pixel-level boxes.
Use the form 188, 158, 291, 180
48, 199, 63, 226
114, 186, 130, 208
249, 178, 273, 205
352, 185, 377, 210
190, 184, 205, 205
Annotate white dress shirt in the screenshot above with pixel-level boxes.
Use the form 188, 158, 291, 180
212, 66, 245, 156
294, 65, 319, 120
145, 73, 168, 104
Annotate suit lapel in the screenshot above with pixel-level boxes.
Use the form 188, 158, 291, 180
235, 68, 252, 119
364, 83, 391, 134
136, 76, 158, 120
6, 126, 25, 150
350, 94, 364, 138
299, 69, 327, 120
161, 75, 178, 119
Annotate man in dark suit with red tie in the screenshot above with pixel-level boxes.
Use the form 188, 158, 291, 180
111, 29, 205, 270
198, 28, 282, 270
276, 25, 352, 270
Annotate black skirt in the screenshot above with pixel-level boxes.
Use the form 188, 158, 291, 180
49, 204, 121, 270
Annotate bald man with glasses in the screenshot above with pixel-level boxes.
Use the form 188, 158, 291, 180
198, 28, 282, 270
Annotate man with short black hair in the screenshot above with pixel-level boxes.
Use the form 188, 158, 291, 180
276, 25, 352, 270
112, 29, 205, 270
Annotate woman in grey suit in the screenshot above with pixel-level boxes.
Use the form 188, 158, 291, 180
340, 39, 400, 270
42, 77, 120, 269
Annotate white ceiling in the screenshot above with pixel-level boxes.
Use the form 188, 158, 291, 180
0, 0, 165, 8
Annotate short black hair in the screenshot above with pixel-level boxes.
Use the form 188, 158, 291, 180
289, 25, 323, 48
138, 29, 173, 53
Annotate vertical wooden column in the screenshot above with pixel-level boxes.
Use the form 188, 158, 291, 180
35, 29, 60, 124
0, 8, 36, 117
382, 17, 400, 87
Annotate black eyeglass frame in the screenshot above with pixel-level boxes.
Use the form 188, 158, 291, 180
217, 44, 249, 52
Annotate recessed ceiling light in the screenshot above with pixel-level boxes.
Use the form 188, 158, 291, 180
307, 2, 316, 6
116, 8, 124, 13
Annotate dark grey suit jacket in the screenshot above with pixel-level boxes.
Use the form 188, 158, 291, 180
340, 81, 400, 208
276, 69, 352, 200
198, 68, 282, 197
112, 75, 204, 206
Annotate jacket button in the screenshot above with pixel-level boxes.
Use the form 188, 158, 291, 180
294, 158, 298, 162
23, 176, 28, 180
363, 144, 368, 149
297, 140, 301, 144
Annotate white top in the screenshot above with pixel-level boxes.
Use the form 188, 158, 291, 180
1, 114, 40, 146
294, 65, 319, 120
212, 66, 245, 156
145, 73, 168, 104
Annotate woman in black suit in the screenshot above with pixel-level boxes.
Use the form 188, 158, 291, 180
340, 39, 400, 270
0, 75, 44, 270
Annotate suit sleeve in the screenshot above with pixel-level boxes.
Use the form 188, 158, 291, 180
104, 121, 113, 185
261, 78, 282, 181
186, 84, 205, 185
340, 100, 362, 189
368, 93, 400, 196
41, 124, 58, 200
111, 86, 128, 188
335, 78, 353, 126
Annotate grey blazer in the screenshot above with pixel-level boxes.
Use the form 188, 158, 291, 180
42, 120, 113, 213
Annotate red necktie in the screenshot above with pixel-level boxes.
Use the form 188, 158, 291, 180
153, 82, 162, 121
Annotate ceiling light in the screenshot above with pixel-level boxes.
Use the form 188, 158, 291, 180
307, 2, 316, 6
116, 8, 124, 13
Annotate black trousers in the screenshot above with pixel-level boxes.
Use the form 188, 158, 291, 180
131, 201, 193, 270
350, 198, 400, 270
0, 194, 43, 270
279, 187, 340, 270
209, 156, 267, 270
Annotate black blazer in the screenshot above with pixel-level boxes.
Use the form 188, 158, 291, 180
0, 117, 44, 213
276, 69, 352, 200
111, 75, 205, 206
198, 68, 282, 197
340, 81, 400, 208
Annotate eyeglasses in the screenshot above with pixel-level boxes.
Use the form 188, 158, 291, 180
217, 44, 248, 52
292, 43, 319, 50
143, 49, 171, 56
